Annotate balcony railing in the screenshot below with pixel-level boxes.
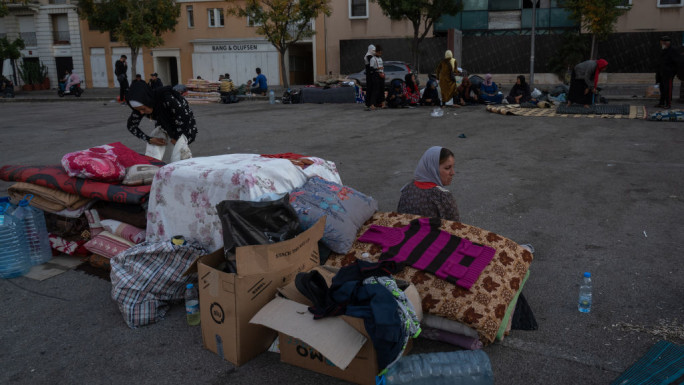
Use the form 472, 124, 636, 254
49, 0, 69, 4
19, 32, 37, 46
53, 30, 70, 44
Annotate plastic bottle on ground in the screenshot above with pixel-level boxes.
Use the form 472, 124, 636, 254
185, 283, 201, 326
578, 272, 592, 313
382, 350, 494, 385
0, 205, 32, 279
12, 195, 52, 266
269, 90, 275, 104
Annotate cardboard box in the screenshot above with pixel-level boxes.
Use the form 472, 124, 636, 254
251, 266, 422, 385
187, 217, 325, 366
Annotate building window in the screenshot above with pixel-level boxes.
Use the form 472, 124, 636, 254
208, 8, 224, 27
616, 0, 632, 7
247, 15, 263, 27
187, 6, 194, 28
349, 0, 368, 19
658, 0, 683, 7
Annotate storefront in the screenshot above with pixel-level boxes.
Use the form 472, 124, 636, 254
190, 39, 280, 85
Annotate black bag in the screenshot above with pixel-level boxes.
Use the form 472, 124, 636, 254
216, 194, 301, 253
282, 89, 301, 104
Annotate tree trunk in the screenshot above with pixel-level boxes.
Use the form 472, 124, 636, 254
130, 46, 139, 80
280, 48, 289, 89
680, 80, 684, 102
412, 32, 420, 74
11, 59, 18, 86
590, 34, 597, 60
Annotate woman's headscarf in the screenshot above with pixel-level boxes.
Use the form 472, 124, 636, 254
517, 75, 527, 87
414, 146, 444, 187
484, 73, 493, 86
593, 59, 608, 90
445, 50, 453, 59
126, 81, 154, 108
405, 73, 415, 89
364, 44, 376, 66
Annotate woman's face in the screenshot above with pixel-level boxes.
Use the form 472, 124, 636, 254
134, 105, 153, 115
516, 78, 521, 85
439, 156, 455, 186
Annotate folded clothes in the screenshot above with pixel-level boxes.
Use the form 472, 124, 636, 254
8, 182, 92, 213
422, 314, 479, 339
419, 326, 483, 350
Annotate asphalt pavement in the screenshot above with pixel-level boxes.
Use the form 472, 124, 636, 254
0, 93, 682, 385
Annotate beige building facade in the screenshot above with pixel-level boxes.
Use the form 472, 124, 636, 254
615, 0, 684, 33
79, 0, 328, 89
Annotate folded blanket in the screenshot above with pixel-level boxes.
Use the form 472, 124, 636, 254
0, 165, 157, 205
8, 182, 92, 213
326, 211, 533, 344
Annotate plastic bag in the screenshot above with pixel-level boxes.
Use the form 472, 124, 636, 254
531, 88, 542, 99
216, 194, 300, 253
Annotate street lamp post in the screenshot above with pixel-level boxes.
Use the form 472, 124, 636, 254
530, 0, 538, 87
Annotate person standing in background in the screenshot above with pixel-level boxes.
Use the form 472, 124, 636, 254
115, 55, 129, 104
148, 73, 163, 90
655, 36, 679, 109
363, 44, 376, 110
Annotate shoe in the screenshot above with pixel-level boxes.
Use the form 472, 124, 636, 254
654, 104, 664, 108
502, 99, 509, 105
520, 244, 535, 254
663, 105, 671, 109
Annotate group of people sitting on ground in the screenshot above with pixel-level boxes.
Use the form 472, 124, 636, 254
361, 47, 618, 110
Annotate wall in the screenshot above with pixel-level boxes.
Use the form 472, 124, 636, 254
615, 2, 684, 33
324, 0, 422, 75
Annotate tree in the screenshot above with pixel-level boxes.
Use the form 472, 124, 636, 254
373, 0, 462, 73
0, 37, 26, 85
78, 0, 180, 78
561, 0, 630, 60
228, 0, 332, 88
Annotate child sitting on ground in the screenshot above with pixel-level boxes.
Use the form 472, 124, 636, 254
386, 79, 407, 108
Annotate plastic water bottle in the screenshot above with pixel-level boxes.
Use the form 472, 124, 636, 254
12, 195, 52, 266
578, 272, 592, 313
185, 283, 200, 325
382, 350, 494, 385
268, 90, 275, 104
0, 205, 32, 279
0, 197, 16, 215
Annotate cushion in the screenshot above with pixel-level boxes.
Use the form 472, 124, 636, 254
122, 164, 160, 186
85, 209, 104, 238
84, 231, 135, 259
61, 144, 126, 182
288, 176, 378, 254
100, 219, 146, 244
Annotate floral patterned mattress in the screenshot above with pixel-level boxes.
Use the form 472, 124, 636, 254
325, 211, 533, 344
145, 154, 341, 251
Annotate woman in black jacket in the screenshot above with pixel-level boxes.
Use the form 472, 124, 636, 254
125, 81, 197, 161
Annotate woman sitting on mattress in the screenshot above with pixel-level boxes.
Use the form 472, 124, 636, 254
125, 81, 198, 162
397, 146, 459, 222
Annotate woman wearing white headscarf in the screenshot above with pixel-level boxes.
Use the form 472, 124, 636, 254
364, 44, 376, 110
397, 146, 459, 221
435, 50, 458, 106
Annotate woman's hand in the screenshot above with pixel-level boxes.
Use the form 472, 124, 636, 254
149, 137, 167, 146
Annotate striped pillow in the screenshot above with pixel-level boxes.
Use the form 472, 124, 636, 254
84, 231, 135, 259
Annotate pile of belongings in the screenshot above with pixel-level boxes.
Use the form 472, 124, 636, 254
0, 142, 163, 271
184, 78, 221, 104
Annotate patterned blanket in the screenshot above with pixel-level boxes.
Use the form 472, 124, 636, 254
325, 211, 533, 344
1, 165, 154, 205
486, 104, 647, 119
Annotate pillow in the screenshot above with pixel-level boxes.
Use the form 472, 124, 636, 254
122, 164, 160, 186
85, 209, 104, 238
100, 219, 146, 244
289, 176, 378, 254
61, 144, 126, 182
84, 231, 135, 259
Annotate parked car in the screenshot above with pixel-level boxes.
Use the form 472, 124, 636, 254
345, 61, 415, 90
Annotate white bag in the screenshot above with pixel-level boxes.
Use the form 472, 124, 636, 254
145, 127, 192, 163
531, 88, 542, 99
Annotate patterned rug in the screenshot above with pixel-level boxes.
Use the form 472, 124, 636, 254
487, 104, 647, 119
